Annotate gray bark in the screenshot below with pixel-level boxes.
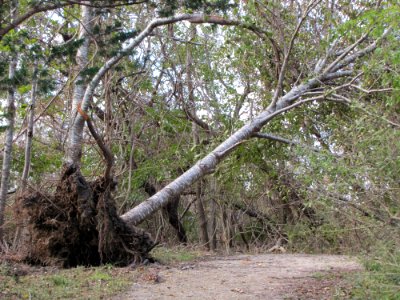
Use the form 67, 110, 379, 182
0, 0, 18, 242
121, 31, 388, 225
66, 4, 93, 163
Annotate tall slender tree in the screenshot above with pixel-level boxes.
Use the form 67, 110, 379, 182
0, 0, 18, 244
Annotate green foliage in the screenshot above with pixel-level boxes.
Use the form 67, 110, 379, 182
286, 218, 352, 254
110, 30, 138, 44
156, 0, 233, 16
11, 141, 63, 182
50, 38, 84, 60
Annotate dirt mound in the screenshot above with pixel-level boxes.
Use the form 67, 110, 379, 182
17, 164, 155, 267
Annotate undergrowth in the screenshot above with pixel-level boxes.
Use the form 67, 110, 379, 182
151, 245, 205, 264
350, 242, 400, 299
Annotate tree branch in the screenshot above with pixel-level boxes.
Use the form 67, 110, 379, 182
86, 118, 114, 181
268, 0, 321, 109
252, 132, 296, 145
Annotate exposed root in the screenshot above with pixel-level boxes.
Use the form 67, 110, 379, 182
16, 164, 155, 267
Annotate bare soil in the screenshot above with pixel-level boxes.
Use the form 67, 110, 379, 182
116, 254, 361, 300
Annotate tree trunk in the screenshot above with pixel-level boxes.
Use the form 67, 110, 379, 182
21, 61, 38, 189
143, 181, 187, 243
195, 181, 209, 249
66, 4, 93, 164
209, 195, 218, 251
221, 207, 233, 251
164, 195, 188, 244
0, 0, 17, 244
13, 61, 38, 250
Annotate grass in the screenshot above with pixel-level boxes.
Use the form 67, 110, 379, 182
311, 272, 325, 280
151, 245, 205, 264
347, 243, 400, 300
0, 264, 134, 299
0, 246, 204, 299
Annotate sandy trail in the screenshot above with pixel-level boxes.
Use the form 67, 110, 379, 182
115, 254, 361, 300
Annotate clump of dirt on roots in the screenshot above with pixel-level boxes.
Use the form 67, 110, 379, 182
16, 164, 155, 268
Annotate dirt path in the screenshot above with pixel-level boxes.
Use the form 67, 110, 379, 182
116, 254, 361, 300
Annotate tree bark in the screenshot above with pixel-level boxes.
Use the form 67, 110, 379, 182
209, 197, 217, 251
21, 61, 38, 189
66, 4, 93, 163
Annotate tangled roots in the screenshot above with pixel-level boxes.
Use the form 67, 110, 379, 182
17, 164, 155, 267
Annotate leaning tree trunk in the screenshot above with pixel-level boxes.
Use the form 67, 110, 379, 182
121, 29, 390, 225
0, 0, 17, 244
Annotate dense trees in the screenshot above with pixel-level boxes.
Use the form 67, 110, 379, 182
0, 0, 398, 265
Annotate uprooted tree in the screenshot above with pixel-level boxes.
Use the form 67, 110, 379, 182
0, 0, 399, 266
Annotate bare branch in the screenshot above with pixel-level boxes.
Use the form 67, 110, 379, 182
252, 133, 296, 145
323, 30, 371, 74
86, 118, 114, 181
329, 27, 392, 73
268, 0, 322, 109
233, 79, 251, 121
351, 85, 393, 94
0, 3, 68, 40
